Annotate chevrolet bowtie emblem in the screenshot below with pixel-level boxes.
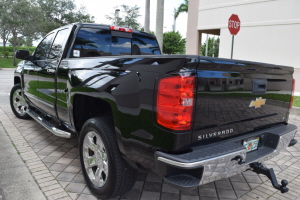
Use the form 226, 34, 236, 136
249, 97, 266, 108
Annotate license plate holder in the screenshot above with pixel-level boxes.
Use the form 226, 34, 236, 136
243, 137, 259, 152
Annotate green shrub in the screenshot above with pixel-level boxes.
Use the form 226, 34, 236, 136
0, 46, 14, 52
2, 51, 9, 58
0, 46, 36, 53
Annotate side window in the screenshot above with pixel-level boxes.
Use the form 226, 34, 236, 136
49, 29, 69, 60
34, 33, 54, 60
132, 34, 161, 55
73, 28, 111, 57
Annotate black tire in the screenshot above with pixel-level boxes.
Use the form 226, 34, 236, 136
79, 117, 137, 199
10, 84, 31, 119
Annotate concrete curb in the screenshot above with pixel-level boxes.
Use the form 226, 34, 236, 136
0, 107, 72, 200
0, 122, 47, 200
0, 68, 15, 70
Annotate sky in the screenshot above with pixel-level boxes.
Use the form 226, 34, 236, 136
74, 0, 188, 37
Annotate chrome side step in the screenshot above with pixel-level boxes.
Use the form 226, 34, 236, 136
27, 108, 71, 138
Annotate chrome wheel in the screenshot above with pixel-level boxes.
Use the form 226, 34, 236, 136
79, 117, 138, 199
83, 131, 108, 187
12, 89, 27, 115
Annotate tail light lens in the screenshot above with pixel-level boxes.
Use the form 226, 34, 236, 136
289, 79, 295, 110
156, 75, 195, 130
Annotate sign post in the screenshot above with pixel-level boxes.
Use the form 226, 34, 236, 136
231, 35, 234, 59
228, 14, 240, 59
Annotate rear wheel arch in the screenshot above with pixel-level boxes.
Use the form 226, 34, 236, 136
72, 94, 113, 133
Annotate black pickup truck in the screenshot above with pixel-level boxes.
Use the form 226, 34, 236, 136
12, 23, 297, 199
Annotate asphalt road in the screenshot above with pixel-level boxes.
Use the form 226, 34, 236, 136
0, 69, 14, 106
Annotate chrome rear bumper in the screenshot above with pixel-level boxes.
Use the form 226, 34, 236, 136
155, 124, 297, 188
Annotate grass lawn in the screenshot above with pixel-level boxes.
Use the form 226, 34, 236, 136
293, 96, 300, 107
0, 57, 21, 68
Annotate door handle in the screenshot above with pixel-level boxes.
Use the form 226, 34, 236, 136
47, 69, 55, 73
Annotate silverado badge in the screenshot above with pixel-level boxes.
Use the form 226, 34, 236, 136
198, 129, 233, 140
249, 97, 266, 108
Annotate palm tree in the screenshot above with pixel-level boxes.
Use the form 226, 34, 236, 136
175, 0, 188, 19
144, 0, 150, 33
156, 0, 164, 51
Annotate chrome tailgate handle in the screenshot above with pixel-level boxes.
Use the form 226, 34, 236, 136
252, 79, 267, 95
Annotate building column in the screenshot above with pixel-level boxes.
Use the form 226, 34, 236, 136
186, 0, 200, 55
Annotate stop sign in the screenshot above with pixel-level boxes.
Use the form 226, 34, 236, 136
228, 14, 240, 35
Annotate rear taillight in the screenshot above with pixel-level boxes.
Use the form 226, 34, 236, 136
156, 75, 195, 130
289, 79, 295, 110
110, 26, 133, 33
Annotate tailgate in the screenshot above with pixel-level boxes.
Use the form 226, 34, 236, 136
192, 57, 294, 143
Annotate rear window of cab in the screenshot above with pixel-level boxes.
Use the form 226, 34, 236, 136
72, 27, 161, 57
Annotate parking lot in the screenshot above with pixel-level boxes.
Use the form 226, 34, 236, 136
1, 68, 300, 200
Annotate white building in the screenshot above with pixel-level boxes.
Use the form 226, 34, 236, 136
186, 0, 300, 92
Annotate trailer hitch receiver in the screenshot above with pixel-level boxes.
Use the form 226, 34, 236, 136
250, 162, 288, 193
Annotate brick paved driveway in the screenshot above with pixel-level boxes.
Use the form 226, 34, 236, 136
0, 106, 300, 200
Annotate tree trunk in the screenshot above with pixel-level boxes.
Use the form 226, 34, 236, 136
144, 0, 150, 33
173, 8, 176, 32
13, 31, 17, 66
1, 30, 9, 52
2, 37, 6, 52
156, 0, 164, 52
